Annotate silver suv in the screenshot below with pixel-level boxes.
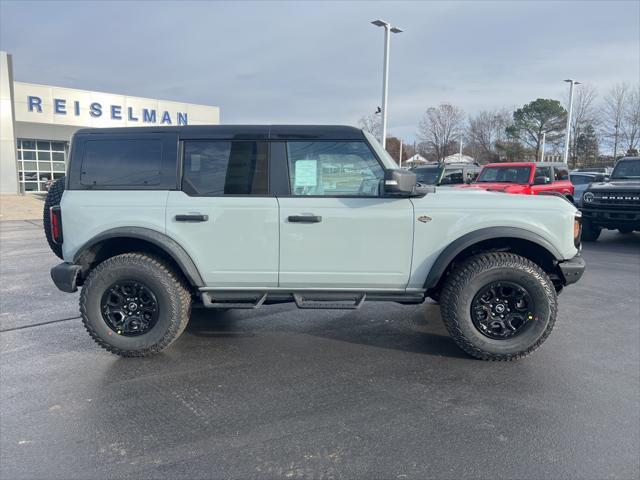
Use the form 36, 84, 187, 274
44, 125, 585, 360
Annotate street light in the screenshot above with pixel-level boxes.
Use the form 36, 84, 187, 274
371, 19, 403, 148
563, 79, 581, 164
540, 131, 546, 163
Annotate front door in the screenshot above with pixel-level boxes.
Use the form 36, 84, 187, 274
277, 140, 414, 290
531, 165, 556, 195
166, 140, 279, 287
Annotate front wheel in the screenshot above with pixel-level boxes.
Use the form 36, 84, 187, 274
439, 252, 557, 361
80, 253, 192, 357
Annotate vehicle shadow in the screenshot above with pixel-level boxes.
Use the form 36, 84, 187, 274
582, 230, 640, 254
185, 301, 469, 360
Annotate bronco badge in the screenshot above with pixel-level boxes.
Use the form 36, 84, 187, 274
417, 215, 432, 223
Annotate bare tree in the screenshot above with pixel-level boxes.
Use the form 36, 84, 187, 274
467, 109, 511, 163
600, 83, 628, 159
566, 84, 598, 163
417, 104, 465, 162
622, 85, 640, 155
358, 113, 382, 142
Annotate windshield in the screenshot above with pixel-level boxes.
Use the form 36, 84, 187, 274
362, 130, 399, 169
477, 166, 531, 184
610, 159, 640, 179
570, 173, 595, 185
411, 166, 441, 184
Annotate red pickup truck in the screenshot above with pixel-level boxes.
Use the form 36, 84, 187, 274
460, 162, 575, 201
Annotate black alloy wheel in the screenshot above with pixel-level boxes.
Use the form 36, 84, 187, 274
101, 281, 159, 336
471, 281, 534, 340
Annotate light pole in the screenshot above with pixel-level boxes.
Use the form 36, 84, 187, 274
540, 131, 546, 163
563, 79, 580, 163
371, 19, 403, 149
613, 123, 619, 161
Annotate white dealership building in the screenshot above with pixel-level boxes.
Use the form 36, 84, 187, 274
0, 52, 220, 194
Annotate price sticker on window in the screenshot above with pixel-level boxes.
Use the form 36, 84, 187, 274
294, 160, 318, 188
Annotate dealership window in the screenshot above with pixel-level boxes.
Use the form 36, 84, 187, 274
287, 141, 384, 196
182, 141, 269, 196
17, 139, 67, 192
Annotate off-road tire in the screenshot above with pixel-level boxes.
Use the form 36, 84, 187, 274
440, 252, 558, 361
618, 227, 634, 234
80, 253, 192, 357
581, 219, 601, 242
43, 176, 65, 259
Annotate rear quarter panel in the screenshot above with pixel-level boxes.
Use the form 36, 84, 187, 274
60, 191, 169, 262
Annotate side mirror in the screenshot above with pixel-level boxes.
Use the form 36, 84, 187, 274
534, 176, 551, 185
383, 169, 417, 197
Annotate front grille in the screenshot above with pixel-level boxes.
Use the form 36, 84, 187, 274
586, 191, 640, 208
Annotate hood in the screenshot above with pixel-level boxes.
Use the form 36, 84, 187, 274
587, 180, 640, 192
419, 184, 577, 213
459, 182, 520, 192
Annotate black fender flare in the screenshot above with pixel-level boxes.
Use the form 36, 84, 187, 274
73, 227, 204, 287
424, 227, 563, 289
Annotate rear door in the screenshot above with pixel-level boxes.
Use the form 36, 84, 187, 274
551, 165, 574, 196
277, 140, 414, 289
165, 139, 279, 287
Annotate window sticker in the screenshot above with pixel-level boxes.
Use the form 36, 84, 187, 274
294, 160, 318, 188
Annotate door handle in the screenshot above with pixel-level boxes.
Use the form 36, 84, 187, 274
288, 215, 322, 223
175, 214, 209, 222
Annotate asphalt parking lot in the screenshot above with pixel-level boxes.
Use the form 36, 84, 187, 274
1, 219, 639, 480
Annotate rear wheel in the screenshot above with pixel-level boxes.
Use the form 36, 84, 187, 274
581, 219, 601, 242
43, 176, 65, 259
440, 252, 557, 361
80, 253, 192, 357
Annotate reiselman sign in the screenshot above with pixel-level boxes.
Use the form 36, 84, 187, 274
26, 95, 188, 125
12, 82, 220, 128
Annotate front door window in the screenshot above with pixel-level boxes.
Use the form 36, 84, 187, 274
286, 141, 384, 196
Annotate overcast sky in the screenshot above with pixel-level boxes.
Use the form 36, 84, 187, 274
1, 0, 638, 141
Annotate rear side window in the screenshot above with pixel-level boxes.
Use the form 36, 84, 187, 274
182, 141, 268, 196
441, 168, 464, 185
553, 166, 569, 180
81, 139, 162, 186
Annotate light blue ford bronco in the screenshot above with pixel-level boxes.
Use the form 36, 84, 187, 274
44, 125, 585, 360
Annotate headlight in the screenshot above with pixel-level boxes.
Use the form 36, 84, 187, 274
574, 211, 582, 248
583, 191, 595, 204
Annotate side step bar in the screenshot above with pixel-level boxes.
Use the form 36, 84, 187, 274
201, 292, 267, 309
293, 293, 366, 310
199, 291, 425, 310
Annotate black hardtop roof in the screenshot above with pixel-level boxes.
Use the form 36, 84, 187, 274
74, 124, 365, 140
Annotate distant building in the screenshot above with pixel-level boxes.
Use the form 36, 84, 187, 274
0, 51, 220, 194
405, 154, 428, 166
443, 153, 475, 164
